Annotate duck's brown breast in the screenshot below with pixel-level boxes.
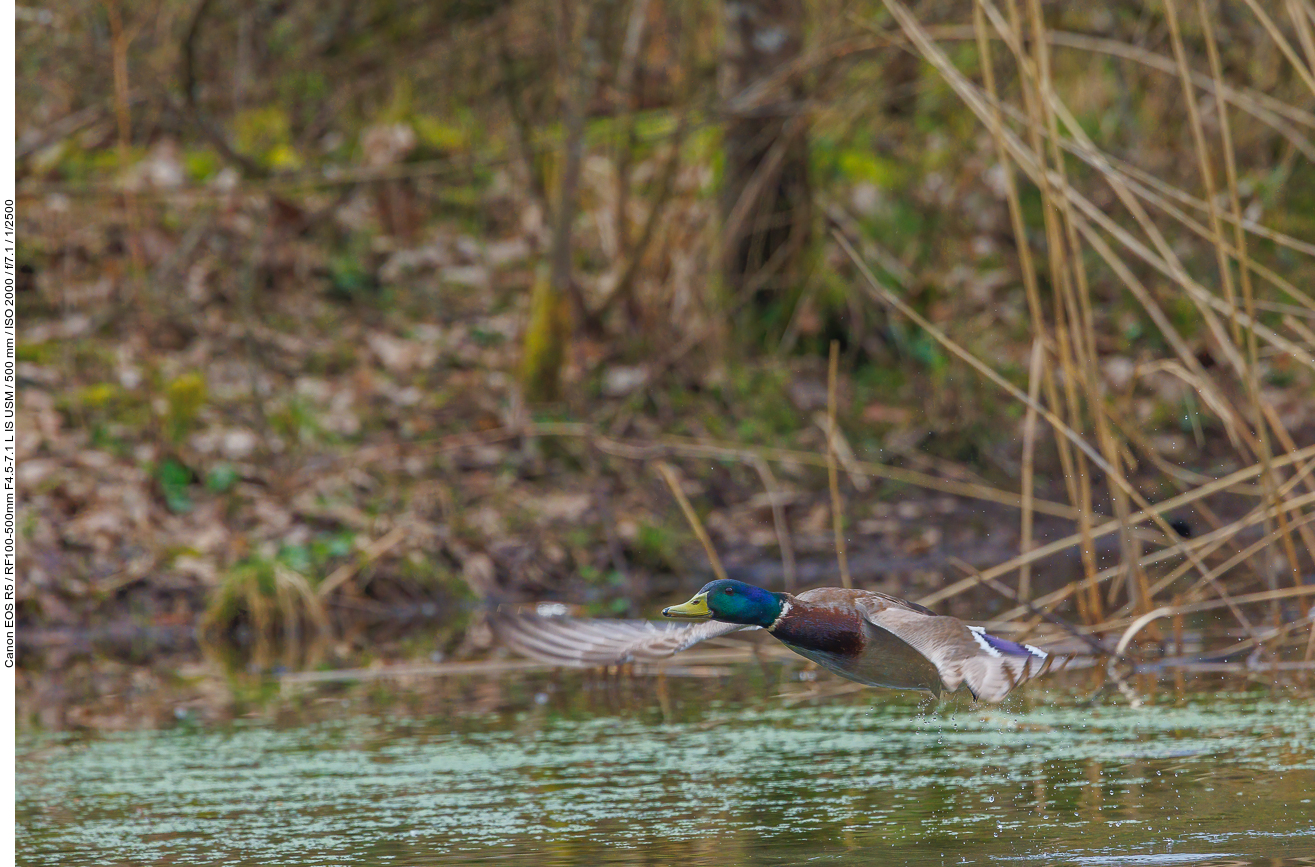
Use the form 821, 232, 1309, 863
770, 605, 866, 657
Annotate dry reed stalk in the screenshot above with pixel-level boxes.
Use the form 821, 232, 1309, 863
876, 0, 1298, 628
1170, 512, 1315, 608
1202, 1, 1307, 608
1035, 481, 1315, 628
1046, 133, 1315, 261
977, 0, 1312, 400
976, 0, 1251, 386
750, 456, 797, 591
1019, 339, 1045, 601
1112, 584, 1315, 658
1033, 29, 1315, 132
1020, 3, 1110, 473
814, 414, 873, 491
1070, 175, 1315, 315
1177, 0, 1303, 622
1112, 436, 1279, 592
986, 519, 1236, 629
1093, 494, 1315, 628
1307, 609, 1315, 666
1068, 172, 1177, 614
972, 0, 1048, 605
1070, 178, 1308, 376
1063, 192, 1315, 372
1114, 475, 1315, 616
1291, 0, 1315, 73
1164, 0, 1240, 344
643, 434, 1086, 518
1260, 403, 1315, 570
836, 223, 1255, 631
1285, 315, 1315, 348
1001, 0, 1102, 621
923, 448, 1315, 610
826, 340, 853, 589
1074, 226, 1239, 443
949, 557, 1108, 653
1238, 0, 1315, 96
959, 62, 1315, 313
655, 461, 729, 583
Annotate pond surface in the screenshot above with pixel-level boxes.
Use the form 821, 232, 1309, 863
16, 676, 1315, 866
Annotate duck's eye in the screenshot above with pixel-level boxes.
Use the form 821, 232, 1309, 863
723, 588, 733, 595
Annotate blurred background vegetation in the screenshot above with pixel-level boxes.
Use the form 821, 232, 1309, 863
14, 0, 1315, 692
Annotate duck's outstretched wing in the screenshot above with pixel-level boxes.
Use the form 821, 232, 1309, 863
491, 610, 756, 667
806, 588, 1074, 703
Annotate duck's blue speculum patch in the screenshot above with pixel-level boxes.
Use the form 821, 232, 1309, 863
967, 626, 1047, 658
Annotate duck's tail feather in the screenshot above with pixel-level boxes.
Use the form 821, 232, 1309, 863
948, 628, 1098, 703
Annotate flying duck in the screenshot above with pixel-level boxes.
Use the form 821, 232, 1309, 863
494, 578, 1072, 703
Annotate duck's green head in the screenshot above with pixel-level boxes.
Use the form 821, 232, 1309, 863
662, 579, 783, 627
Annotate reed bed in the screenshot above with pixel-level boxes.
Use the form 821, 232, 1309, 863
826, 0, 1315, 669
459, 0, 1315, 674
16, 0, 1315, 689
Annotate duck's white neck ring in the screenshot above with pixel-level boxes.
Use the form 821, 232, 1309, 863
766, 601, 792, 632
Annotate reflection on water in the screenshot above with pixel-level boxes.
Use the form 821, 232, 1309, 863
16, 674, 1315, 866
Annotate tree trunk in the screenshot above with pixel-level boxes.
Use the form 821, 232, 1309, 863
720, 0, 811, 330
520, 0, 598, 402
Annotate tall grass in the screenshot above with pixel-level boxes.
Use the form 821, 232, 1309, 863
16, 0, 1315, 671
837, 0, 1315, 659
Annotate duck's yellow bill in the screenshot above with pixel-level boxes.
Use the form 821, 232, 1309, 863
662, 592, 711, 620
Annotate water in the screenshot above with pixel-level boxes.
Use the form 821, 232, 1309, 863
16, 676, 1315, 866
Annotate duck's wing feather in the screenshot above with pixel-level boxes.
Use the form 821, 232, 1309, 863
492, 610, 756, 667
800, 588, 1068, 703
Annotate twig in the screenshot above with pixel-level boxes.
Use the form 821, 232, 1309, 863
813, 414, 872, 492
181, 0, 267, 177
655, 461, 728, 583
17, 97, 139, 161
318, 525, 409, 598
408, 423, 1315, 537
594, 110, 691, 319
750, 456, 797, 591
826, 341, 852, 589
949, 557, 1107, 654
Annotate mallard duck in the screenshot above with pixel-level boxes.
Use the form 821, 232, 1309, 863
494, 578, 1071, 703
